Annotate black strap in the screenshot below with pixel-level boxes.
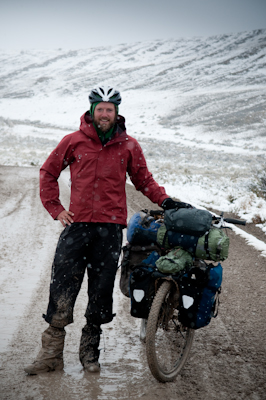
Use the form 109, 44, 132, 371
159, 230, 168, 256
212, 287, 222, 318
204, 231, 210, 258
204, 229, 222, 259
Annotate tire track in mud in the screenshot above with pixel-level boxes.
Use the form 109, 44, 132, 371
0, 167, 265, 400
0, 167, 62, 352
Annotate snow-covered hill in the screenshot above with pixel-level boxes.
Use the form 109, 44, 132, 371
0, 29, 265, 228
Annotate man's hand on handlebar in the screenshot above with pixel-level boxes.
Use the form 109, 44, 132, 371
56, 210, 75, 227
161, 198, 193, 210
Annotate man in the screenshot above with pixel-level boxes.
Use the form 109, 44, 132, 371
24, 85, 189, 375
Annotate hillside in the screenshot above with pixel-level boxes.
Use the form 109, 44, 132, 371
0, 29, 266, 225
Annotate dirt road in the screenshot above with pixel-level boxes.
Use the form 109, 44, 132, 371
0, 166, 265, 400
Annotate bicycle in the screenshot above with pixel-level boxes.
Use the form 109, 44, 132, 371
138, 211, 246, 383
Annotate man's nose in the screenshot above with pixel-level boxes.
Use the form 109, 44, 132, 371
101, 109, 108, 117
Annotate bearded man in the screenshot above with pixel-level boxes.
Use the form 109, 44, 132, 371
24, 85, 187, 375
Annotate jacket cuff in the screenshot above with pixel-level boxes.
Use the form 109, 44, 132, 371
47, 204, 65, 220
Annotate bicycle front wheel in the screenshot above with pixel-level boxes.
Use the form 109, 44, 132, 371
146, 280, 194, 382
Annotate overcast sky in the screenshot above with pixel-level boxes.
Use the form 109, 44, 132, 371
0, 0, 266, 50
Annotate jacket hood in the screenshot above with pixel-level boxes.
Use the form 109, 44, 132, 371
79, 111, 127, 142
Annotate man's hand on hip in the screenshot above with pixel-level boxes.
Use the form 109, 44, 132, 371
56, 210, 74, 227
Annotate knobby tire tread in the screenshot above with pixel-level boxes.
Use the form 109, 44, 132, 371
146, 280, 194, 382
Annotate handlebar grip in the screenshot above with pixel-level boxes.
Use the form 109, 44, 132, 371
150, 210, 164, 216
224, 218, 246, 226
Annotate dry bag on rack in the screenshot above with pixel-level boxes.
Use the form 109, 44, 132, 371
164, 208, 212, 237
157, 225, 199, 253
157, 225, 230, 262
195, 227, 229, 261
178, 263, 223, 329
155, 247, 193, 274
127, 211, 163, 245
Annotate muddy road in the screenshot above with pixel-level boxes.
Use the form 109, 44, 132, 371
0, 166, 265, 400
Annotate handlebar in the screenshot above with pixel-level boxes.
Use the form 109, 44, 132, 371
223, 217, 246, 226
212, 212, 246, 226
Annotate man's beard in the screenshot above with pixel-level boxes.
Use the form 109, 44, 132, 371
93, 115, 116, 133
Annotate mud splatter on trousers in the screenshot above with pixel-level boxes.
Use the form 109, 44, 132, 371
43, 222, 123, 328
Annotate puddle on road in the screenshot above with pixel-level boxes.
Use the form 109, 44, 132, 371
32, 272, 156, 400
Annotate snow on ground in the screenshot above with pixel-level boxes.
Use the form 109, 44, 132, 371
229, 224, 266, 257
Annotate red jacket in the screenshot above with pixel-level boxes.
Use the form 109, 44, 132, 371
40, 112, 168, 226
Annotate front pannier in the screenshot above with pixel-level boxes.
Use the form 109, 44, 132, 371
178, 263, 223, 329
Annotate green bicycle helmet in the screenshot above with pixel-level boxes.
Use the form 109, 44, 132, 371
88, 85, 122, 105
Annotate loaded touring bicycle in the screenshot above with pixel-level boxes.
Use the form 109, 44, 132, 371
120, 207, 246, 382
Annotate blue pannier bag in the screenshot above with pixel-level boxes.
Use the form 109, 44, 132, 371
141, 250, 160, 266
119, 244, 160, 298
129, 264, 156, 319
127, 211, 163, 245
178, 263, 223, 329
129, 251, 160, 318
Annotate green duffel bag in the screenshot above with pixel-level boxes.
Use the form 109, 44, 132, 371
196, 227, 229, 261
155, 247, 193, 274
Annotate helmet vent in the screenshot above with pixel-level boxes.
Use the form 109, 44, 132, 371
88, 85, 122, 105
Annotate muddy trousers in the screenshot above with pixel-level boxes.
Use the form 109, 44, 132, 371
42, 222, 122, 366
43, 222, 123, 328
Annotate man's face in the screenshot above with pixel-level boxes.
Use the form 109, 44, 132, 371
93, 102, 116, 133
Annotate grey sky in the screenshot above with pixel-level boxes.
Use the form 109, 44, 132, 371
0, 0, 266, 49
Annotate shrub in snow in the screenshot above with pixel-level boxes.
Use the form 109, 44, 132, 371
250, 167, 266, 200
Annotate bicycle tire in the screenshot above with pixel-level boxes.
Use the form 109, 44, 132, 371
146, 280, 194, 382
